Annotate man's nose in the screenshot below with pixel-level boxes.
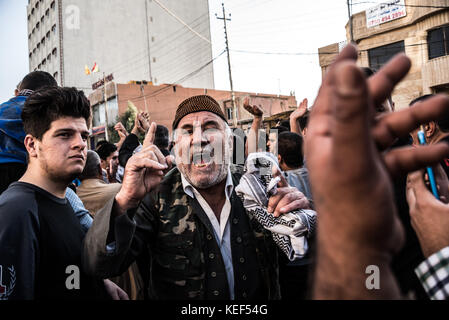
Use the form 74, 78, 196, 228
73, 133, 87, 149
192, 126, 207, 146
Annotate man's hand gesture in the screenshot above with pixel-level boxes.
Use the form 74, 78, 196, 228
115, 122, 173, 213
243, 97, 263, 118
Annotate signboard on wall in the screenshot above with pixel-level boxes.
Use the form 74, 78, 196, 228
366, 0, 407, 28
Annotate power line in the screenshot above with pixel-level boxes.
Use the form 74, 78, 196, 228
352, 1, 449, 9
152, 0, 211, 44
117, 49, 226, 104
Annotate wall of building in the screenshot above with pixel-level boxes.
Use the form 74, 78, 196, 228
28, 0, 214, 92
88, 83, 297, 134
27, 0, 61, 83
319, 1, 449, 110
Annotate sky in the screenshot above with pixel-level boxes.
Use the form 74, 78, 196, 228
0, 0, 385, 103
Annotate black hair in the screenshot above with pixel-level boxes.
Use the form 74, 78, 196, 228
22, 87, 91, 140
270, 126, 289, 134
279, 120, 291, 131
96, 142, 118, 160
95, 140, 109, 151
154, 124, 169, 149
19, 71, 58, 91
410, 94, 449, 131
278, 131, 304, 168
361, 67, 376, 78
298, 112, 309, 130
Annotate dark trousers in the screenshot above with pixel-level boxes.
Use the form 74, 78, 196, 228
0, 162, 27, 195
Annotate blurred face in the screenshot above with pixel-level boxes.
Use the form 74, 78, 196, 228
174, 111, 231, 189
268, 132, 278, 154
32, 117, 89, 183
102, 151, 119, 171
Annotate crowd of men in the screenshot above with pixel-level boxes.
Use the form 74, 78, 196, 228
1, 44, 449, 300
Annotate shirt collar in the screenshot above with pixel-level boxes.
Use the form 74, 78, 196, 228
180, 166, 234, 200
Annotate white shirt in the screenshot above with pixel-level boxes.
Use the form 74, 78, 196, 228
180, 167, 235, 299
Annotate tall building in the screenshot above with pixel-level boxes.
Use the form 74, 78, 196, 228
26, 0, 214, 92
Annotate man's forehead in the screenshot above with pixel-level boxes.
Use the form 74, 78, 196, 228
49, 116, 88, 131
178, 111, 224, 126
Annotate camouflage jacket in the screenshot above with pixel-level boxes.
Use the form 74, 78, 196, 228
83, 166, 281, 300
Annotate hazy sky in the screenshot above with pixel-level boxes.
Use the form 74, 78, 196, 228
0, 0, 382, 103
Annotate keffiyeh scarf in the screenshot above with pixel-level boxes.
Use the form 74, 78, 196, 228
235, 152, 316, 261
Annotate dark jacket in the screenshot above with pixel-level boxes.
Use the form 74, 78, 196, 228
83, 167, 281, 300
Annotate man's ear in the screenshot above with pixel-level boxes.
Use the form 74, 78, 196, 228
24, 134, 38, 159
278, 154, 282, 165
425, 122, 436, 138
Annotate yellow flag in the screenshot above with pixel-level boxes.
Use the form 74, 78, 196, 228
84, 65, 91, 75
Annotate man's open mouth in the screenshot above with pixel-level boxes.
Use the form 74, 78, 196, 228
192, 149, 214, 168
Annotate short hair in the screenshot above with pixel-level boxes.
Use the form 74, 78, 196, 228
95, 140, 109, 151
22, 87, 91, 140
270, 126, 289, 134
96, 142, 117, 160
410, 94, 449, 131
298, 112, 309, 130
79, 150, 101, 180
19, 71, 58, 91
278, 132, 304, 168
154, 125, 169, 149
279, 120, 291, 131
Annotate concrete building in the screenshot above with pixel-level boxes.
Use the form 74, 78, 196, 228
26, 0, 214, 92
88, 81, 297, 142
318, 0, 449, 110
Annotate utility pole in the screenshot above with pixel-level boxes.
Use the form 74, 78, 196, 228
347, 0, 354, 43
103, 72, 109, 141
216, 3, 237, 128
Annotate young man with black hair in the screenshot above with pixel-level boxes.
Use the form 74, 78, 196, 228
0, 71, 58, 194
0, 87, 126, 300
96, 142, 119, 183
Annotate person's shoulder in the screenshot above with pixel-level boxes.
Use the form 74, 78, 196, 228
0, 182, 39, 220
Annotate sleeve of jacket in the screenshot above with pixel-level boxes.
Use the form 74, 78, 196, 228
82, 192, 158, 278
118, 133, 140, 167
0, 197, 39, 300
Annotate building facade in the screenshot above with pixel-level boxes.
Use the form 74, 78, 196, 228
319, 0, 449, 110
88, 81, 297, 142
27, 0, 214, 92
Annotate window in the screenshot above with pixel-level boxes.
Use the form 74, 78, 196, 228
35, 1, 39, 9
45, 9, 49, 17
38, 64, 41, 69
29, 52, 32, 58
52, 47, 57, 56
36, 22, 40, 29
28, 14, 30, 21
32, 27, 35, 34
53, 72, 58, 80
41, 15, 44, 23
37, 43, 40, 50
52, 24, 56, 34
368, 41, 405, 71
33, 48, 36, 54
51, 1, 55, 10
41, 37, 45, 45
428, 26, 449, 60
153, 57, 156, 63
46, 31, 50, 39
226, 108, 233, 120
31, 8, 35, 15
47, 53, 51, 61
42, 59, 46, 66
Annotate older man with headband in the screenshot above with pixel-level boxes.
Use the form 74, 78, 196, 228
83, 95, 311, 300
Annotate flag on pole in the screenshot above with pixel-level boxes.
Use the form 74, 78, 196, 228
91, 63, 99, 73
84, 65, 91, 75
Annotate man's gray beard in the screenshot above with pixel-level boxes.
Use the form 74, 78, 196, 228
179, 162, 229, 190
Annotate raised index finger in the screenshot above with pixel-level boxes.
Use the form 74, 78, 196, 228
143, 122, 157, 149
